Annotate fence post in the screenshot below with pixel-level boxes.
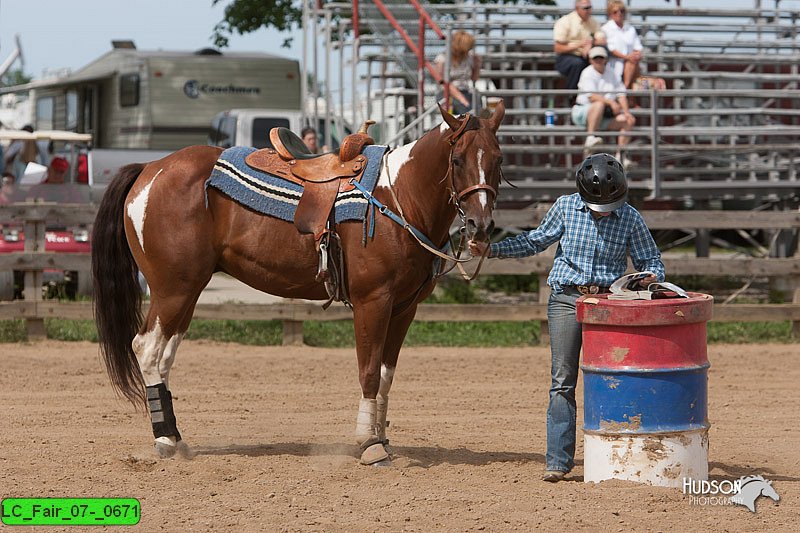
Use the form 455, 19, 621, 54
23, 215, 46, 339
282, 320, 305, 346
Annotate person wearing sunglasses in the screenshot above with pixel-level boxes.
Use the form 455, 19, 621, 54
601, 0, 644, 88
553, 1, 600, 91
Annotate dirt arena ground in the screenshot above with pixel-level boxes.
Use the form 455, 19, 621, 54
1, 340, 797, 532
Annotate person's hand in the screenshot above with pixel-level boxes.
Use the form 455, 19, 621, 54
581, 39, 593, 56
630, 50, 643, 62
468, 239, 489, 257
638, 274, 658, 287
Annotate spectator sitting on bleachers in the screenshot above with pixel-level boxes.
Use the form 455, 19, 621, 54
435, 30, 482, 114
601, 0, 643, 89
571, 46, 635, 159
553, 0, 600, 91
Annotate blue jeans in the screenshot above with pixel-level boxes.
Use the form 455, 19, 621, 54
546, 289, 583, 472
555, 54, 589, 91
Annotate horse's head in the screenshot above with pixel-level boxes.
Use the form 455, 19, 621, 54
438, 100, 505, 243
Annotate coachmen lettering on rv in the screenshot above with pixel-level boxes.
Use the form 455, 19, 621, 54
182, 80, 262, 99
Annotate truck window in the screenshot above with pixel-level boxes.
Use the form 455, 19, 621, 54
209, 116, 237, 148
36, 96, 55, 130
119, 73, 140, 107
66, 91, 78, 131
252, 118, 291, 148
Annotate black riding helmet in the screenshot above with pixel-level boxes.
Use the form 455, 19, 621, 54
575, 153, 628, 212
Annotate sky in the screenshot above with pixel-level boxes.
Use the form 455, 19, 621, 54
0, 0, 304, 80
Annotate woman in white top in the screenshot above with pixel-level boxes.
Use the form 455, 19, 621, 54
600, 0, 643, 88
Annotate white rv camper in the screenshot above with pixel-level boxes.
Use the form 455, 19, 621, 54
0, 44, 301, 150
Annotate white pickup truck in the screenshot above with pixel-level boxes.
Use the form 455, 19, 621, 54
89, 108, 350, 188
208, 108, 351, 151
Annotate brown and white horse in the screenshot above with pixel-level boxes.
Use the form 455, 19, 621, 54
92, 102, 505, 465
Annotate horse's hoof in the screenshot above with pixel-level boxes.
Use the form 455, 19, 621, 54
370, 458, 393, 467
154, 437, 177, 459
360, 442, 390, 465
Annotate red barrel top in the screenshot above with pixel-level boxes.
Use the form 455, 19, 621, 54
576, 292, 713, 327
577, 293, 713, 370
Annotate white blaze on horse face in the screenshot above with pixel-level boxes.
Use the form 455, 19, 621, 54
377, 141, 416, 188
126, 169, 163, 253
476, 148, 488, 209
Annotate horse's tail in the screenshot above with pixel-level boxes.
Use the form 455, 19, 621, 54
92, 163, 147, 409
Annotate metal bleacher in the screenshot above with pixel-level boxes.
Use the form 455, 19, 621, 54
314, 1, 800, 206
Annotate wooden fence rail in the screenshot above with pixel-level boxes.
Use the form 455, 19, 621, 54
1, 204, 799, 343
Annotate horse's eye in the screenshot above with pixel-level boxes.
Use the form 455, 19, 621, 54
452, 157, 463, 167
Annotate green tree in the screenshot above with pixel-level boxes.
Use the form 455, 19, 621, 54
212, 0, 556, 48
0, 68, 32, 87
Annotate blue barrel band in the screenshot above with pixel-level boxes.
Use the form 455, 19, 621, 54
583, 370, 708, 433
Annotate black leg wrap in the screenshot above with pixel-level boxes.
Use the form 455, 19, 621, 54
146, 383, 181, 441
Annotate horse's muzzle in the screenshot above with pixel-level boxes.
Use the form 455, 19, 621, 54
466, 217, 495, 243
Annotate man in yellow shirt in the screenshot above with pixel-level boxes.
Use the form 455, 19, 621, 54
553, 1, 600, 91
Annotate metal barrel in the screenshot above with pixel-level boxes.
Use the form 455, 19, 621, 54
576, 293, 714, 487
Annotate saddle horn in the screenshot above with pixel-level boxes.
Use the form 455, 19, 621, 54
358, 120, 376, 135
340, 121, 376, 161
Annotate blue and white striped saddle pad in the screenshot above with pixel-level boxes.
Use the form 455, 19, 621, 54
204, 144, 388, 224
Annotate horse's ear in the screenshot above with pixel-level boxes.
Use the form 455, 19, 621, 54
439, 103, 461, 132
487, 99, 505, 132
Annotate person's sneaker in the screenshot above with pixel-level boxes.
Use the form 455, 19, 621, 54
584, 135, 603, 148
542, 470, 567, 482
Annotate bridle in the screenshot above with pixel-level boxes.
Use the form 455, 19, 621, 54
440, 113, 500, 280
445, 113, 498, 214
353, 113, 501, 281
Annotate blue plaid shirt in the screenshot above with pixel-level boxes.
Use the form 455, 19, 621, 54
490, 193, 665, 292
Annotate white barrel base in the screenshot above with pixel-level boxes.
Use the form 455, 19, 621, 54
584, 430, 708, 487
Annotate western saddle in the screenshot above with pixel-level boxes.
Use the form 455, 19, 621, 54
245, 121, 376, 237
244, 121, 377, 305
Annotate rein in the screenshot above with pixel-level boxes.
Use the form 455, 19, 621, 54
350, 113, 496, 281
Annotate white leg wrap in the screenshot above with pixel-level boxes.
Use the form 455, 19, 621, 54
355, 398, 378, 446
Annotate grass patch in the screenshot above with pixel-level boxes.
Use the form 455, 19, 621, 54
304, 320, 355, 347
0, 319, 793, 345
405, 321, 540, 346
0, 319, 26, 342
46, 319, 98, 342
185, 320, 282, 345
707, 321, 793, 344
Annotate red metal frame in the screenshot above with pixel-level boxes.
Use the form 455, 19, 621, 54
369, 0, 468, 112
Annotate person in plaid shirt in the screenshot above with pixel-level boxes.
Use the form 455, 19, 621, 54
469, 153, 664, 482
